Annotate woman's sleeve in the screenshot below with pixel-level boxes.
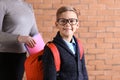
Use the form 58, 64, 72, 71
42, 46, 57, 80
29, 21, 39, 36
0, 2, 18, 43
28, 3, 39, 36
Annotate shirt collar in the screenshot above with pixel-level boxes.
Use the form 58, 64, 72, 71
63, 37, 76, 45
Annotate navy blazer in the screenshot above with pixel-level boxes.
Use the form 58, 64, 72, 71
43, 32, 88, 80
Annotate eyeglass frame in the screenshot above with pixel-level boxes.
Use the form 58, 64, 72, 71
57, 18, 78, 26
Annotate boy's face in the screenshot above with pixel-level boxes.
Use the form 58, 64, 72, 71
55, 11, 79, 39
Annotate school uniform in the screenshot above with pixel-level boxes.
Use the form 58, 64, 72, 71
43, 32, 88, 80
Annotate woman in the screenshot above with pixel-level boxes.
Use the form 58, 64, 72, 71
0, 0, 39, 80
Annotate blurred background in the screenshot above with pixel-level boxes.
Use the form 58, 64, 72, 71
24, 0, 120, 80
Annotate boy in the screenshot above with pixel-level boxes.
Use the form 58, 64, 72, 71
43, 6, 88, 80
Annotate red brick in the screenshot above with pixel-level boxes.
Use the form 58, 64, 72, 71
23, 0, 120, 80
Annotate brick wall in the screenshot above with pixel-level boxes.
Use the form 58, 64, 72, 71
24, 0, 120, 80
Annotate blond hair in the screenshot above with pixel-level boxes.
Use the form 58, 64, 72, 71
56, 6, 80, 20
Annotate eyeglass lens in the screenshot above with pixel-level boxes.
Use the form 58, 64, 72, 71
57, 18, 78, 25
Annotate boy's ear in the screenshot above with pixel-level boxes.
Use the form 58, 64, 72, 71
76, 22, 79, 29
55, 22, 58, 27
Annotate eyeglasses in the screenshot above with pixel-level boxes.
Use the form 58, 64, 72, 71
57, 18, 78, 25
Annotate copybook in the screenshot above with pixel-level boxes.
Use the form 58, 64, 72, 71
25, 33, 45, 55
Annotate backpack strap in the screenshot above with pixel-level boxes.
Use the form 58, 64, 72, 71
46, 39, 84, 72
47, 43, 61, 72
77, 39, 84, 60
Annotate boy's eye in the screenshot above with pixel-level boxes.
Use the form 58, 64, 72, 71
60, 19, 66, 23
69, 19, 75, 22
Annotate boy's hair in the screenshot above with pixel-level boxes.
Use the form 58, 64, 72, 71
56, 6, 80, 20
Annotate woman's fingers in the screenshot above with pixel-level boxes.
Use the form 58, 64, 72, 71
26, 38, 36, 48
18, 35, 36, 48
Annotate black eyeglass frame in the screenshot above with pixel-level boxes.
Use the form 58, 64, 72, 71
57, 18, 78, 26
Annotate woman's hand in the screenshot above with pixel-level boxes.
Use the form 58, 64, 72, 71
18, 35, 36, 48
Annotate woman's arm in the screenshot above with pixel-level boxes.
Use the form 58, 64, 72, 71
0, 2, 19, 43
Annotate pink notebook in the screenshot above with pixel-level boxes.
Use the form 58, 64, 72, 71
25, 33, 45, 55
